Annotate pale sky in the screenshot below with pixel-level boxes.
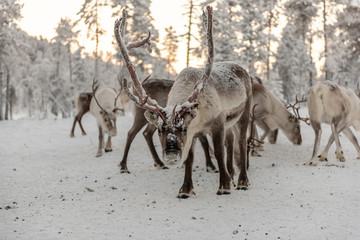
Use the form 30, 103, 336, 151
17, 0, 196, 72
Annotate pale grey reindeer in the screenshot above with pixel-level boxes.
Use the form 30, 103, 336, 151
305, 80, 360, 166
116, 6, 252, 198
90, 79, 125, 157
70, 92, 93, 137
118, 78, 217, 173
251, 83, 303, 147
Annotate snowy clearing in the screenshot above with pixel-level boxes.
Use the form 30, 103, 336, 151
1, 111, 360, 240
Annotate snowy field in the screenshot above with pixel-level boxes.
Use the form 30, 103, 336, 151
1, 109, 360, 240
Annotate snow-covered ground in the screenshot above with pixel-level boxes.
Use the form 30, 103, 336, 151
1, 110, 360, 240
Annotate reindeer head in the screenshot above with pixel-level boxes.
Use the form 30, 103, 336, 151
286, 95, 311, 145
114, 7, 214, 164
143, 105, 198, 164
92, 79, 123, 136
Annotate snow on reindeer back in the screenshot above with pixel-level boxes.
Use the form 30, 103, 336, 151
168, 62, 249, 107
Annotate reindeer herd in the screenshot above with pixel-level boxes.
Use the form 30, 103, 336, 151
70, 6, 360, 198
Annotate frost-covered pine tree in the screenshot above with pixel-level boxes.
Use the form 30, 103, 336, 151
76, 0, 107, 79
0, 0, 23, 120
53, 18, 79, 82
236, 0, 269, 76
275, 0, 317, 103
162, 26, 179, 78
196, 0, 240, 63
328, 1, 360, 88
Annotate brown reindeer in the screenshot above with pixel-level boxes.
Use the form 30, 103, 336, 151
118, 78, 218, 173
116, 7, 252, 198
70, 92, 93, 137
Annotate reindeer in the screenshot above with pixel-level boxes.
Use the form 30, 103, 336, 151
305, 80, 360, 166
115, 6, 252, 198
118, 78, 218, 173
70, 92, 93, 137
90, 79, 124, 157
250, 83, 303, 147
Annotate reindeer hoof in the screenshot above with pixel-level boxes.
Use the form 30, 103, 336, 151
120, 168, 130, 174
178, 187, 195, 199
206, 166, 218, 173
70, 134, 75, 138
96, 153, 102, 157
177, 191, 195, 199
237, 179, 249, 190
251, 150, 261, 157
177, 193, 191, 199
216, 189, 231, 195
304, 159, 318, 166
338, 158, 345, 162
105, 149, 113, 152
236, 186, 248, 191
154, 164, 168, 170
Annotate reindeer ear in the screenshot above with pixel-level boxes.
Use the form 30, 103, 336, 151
144, 110, 160, 126
184, 109, 197, 123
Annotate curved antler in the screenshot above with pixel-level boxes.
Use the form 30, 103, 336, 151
92, 78, 105, 112
175, 6, 214, 119
287, 95, 310, 125
114, 10, 167, 122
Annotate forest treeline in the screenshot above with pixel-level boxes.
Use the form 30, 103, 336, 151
0, 0, 359, 120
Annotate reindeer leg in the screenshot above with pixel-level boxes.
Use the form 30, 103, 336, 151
212, 126, 232, 195
198, 135, 217, 173
78, 113, 87, 135
119, 115, 147, 173
268, 129, 279, 144
305, 121, 322, 166
143, 124, 167, 170
318, 133, 334, 162
225, 129, 235, 180
342, 127, 360, 159
70, 114, 79, 137
105, 135, 112, 152
331, 120, 345, 162
178, 139, 195, 199
236, 98, 251, 190
253, 125, 264, 152
96, 125, 104, 157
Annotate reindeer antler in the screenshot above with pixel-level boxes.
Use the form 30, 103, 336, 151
114, 9, 167, 122
287, 95, 310, 125
173, 6, 214, 119
92, 78, 105, 112
247, 104, 264, 149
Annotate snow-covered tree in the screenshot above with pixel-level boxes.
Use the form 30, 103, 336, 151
162, 26, 179, 78
236, 0, 269, 76
275, 0, 317, 102
53, 18, 79, 82
76, 0, 107, 79
195, 0, 240, 63
328, 1, 360, 88
0, 0, 23, 120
